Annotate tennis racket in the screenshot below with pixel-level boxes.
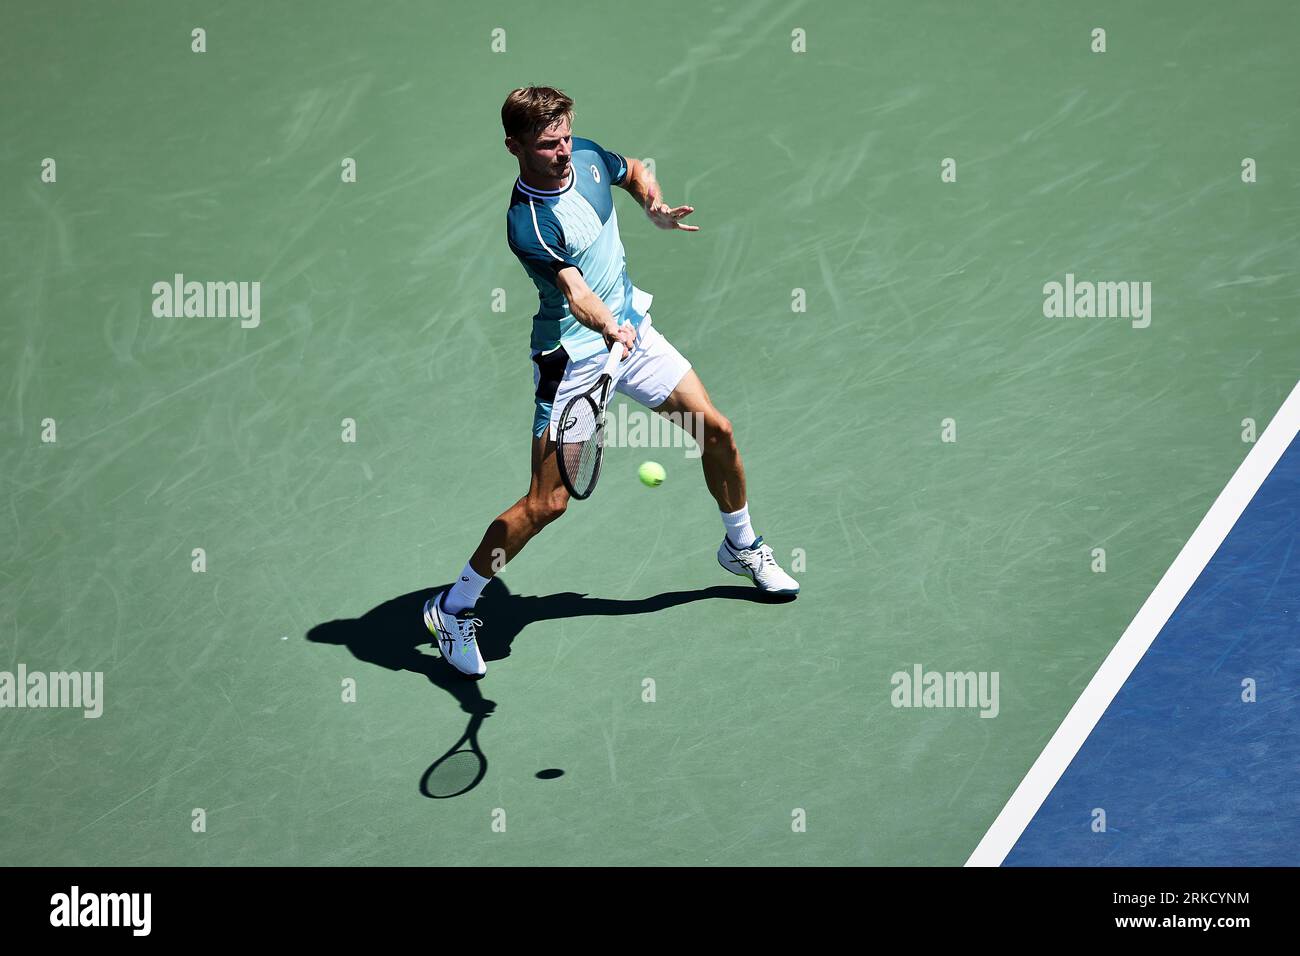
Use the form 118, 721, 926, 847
556, 339, 627, 499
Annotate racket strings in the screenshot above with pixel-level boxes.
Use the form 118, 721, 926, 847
559, 395, 606, 497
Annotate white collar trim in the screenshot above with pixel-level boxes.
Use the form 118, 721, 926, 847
515, 168, 575, 198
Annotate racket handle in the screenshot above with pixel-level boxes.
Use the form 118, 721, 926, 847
602, 334, 626, 376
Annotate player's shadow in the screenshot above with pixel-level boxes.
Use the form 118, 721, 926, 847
305, 578, 776, 797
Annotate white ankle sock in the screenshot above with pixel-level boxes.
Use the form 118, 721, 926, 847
721, 504, 756, 550
444, 563, 490, 613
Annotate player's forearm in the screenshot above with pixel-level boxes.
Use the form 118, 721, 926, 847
622, 158, 661, 210
567, 288, 618, 337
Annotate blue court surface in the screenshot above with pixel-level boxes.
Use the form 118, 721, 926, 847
1006, 435, 1300, 865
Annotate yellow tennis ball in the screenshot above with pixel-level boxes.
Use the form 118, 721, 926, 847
638, 461, 666, 487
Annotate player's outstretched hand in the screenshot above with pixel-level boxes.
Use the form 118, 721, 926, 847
645, 185, 699, 232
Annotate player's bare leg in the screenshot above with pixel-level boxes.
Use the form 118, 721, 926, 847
466, 432, 570, 577
652, 369, 745, 512
654, 369, 799, 596
425, 433, 570, 675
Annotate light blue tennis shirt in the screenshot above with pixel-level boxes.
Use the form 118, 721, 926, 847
506, 137, 652, 362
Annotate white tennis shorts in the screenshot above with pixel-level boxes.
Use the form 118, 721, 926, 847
531, 316, 691, 440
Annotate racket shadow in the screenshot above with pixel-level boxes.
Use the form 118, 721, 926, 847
306, 578, 772, 797
421, 711, 489, 799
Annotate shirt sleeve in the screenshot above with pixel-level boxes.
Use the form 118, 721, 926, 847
506, 202, 582, 286
575, 136, 628, 186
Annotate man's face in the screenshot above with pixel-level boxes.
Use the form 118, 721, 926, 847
513, 116, 572, 181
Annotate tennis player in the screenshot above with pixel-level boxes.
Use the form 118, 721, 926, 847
426, 87, 799, 676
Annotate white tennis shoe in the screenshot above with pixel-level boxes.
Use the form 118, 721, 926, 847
423, 591, 487, 676
717, 535, 800, 596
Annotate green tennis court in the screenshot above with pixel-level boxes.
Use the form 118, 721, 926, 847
2, 0, 1296, 865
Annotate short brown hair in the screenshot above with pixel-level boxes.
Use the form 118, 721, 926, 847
501, 86, 574, 142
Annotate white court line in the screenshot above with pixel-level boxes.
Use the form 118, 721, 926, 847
966, 378, 1300, 867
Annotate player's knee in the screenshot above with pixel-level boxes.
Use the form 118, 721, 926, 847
547, 488, 570, 521
705, 414, 735, 455
526, 490, 568, 527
